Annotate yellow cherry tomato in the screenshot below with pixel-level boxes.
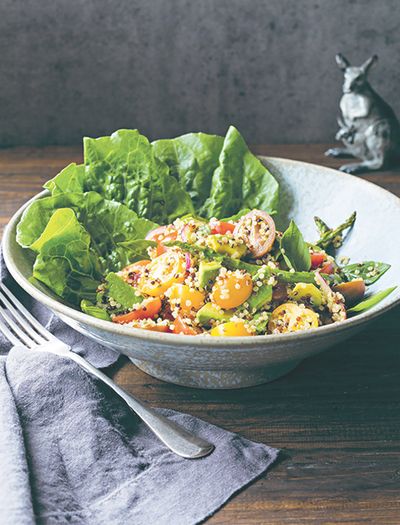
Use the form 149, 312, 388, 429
138, 250, 186, 297
268, 302, 319, 334
166, 283, 205, 313
210, 321, 254, 337
212, 270, 253, 309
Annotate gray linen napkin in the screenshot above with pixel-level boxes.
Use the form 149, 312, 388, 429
0, 253, 279, 524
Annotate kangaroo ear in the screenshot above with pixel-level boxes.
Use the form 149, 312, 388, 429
336, 53, 350, 70
361, 55, 378, 73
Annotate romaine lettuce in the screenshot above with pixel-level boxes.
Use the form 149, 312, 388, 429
152, 132, 224, 209
200, 126, 279, 218
31, 209, 102, 305
17, 192, 156, 273
83, 129, 195, 223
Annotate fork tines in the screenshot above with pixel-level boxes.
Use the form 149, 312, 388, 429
0, 283, 55, 348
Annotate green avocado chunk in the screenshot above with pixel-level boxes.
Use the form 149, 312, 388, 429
196, 303, 232, 327
105, 272, 143, 309
198, 260, 222, 288
246, 284, 273, 312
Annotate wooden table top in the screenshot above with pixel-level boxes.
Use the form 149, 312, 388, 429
1, 144, 399, 524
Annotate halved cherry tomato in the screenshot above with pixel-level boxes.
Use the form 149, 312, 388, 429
146, 225, 178, 256
210, 221, 235, 235
146, 225, 177, 243
172, 315, 201, 335
112, 297, 162, 324
333, 279, 365, 305
310, 252, 326, 269
138, 251, 186, 296
212, 270, 253, 309
320, 261, 335, 274
166, 283, 205, 313
234, 210, 276, 258
268, 302, 319, 333
119, 259, 150, 284
210, 321, 254, 337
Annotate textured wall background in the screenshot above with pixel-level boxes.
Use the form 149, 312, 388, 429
0, 0, 399, 146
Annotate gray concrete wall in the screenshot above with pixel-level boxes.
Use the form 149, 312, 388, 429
0, 0, 399, 146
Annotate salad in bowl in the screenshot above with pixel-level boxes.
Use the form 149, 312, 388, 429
15, 126, 395, 337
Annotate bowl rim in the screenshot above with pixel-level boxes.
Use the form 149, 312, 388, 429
3, 156, 400, 349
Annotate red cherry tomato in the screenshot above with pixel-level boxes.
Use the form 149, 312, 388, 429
210, 221, 236, 235
320, 261, 335, 275
234, 210, 276, 258
310, 252, 326, 269
172, 315, 201, 335
112, 297, 162, 324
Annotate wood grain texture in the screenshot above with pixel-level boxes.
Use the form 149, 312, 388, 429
1, 144, 399, 524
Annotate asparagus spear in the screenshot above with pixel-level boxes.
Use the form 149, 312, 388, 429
314, 216, 330, 235
314, 211, 356, 250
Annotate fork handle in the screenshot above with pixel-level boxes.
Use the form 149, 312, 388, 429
68, 352, 214, 459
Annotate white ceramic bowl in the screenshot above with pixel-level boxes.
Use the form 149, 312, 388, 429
3, 157, 400, 389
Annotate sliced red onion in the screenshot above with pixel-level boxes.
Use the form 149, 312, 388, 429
180, 224, 191, 242
314, 271, 332, 297
315, 271, 347, 319
185, 252, 191, 271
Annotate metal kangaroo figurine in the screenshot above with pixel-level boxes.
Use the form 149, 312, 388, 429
325, 53, 400, 173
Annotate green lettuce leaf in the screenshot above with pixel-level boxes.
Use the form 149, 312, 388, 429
200, 126, 279, 218
83, 129, 194, 223
152, 132, 224, 209
44, 163, 85, 195
280, 220, 311, 271
17, 192, 157, 273
44, 127, 279, 224
32, 209, 102, 305
45, 130, 195, 224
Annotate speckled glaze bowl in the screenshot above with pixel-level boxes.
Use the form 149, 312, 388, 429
3, 157, 400, 389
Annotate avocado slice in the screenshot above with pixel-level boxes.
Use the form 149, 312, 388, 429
196, 303, 232, 327
105, 272, 143, 309
198, 260, 222, 288
205, 234, 247, 259
290, 282, 322, 307
246, 284, 273, 312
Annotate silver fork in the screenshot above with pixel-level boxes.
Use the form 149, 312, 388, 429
0, 283, 214, 459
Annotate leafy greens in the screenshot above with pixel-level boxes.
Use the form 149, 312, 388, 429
19, 126, 280, 306
31, 209, 102, 305
17, 192, 157, 274
280, 220, 311, 271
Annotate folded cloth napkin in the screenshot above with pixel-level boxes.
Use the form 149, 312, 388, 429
0, 252, 279, 525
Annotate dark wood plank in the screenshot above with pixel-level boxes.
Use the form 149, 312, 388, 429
1, 144, 400, 524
